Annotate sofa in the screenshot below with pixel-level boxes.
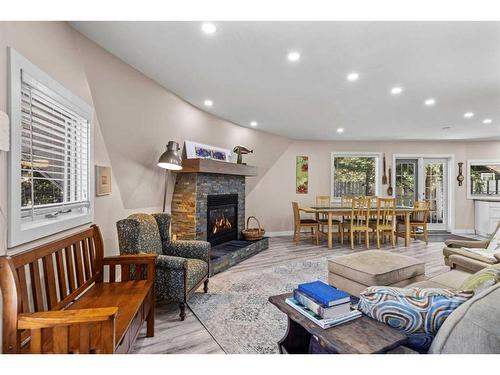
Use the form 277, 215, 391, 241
442, 222, 500, 273
389, 259, 500, 353
116, 213, 210, 320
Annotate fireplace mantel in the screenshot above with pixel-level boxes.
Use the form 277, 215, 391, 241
178, 158, 257, 176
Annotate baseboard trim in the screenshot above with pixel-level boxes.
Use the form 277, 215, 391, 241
267, 230, 294, 237
450, 229, 475, 235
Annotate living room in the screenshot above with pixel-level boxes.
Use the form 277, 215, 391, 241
1, 0, 500, 373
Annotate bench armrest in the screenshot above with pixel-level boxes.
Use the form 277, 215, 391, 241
103, 253, 158, 264
18, 307, 118, 330
103, 253, 158, 283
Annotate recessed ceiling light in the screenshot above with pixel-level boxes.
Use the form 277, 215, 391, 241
483, 118, 493, 124
201, 22, 216, 34
347, 72, 359, 82
204, 99, 213, 107
424, 98, 436, 106
390, 86, 403, 95
287, 51, 301, 62
337, 128, 344, 134
250, 121, 258, 127
464, 112, 474, 119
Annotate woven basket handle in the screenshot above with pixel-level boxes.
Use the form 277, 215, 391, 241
246, 216, 262, 232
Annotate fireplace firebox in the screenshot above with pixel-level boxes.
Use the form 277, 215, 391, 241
207, 194, 238, 246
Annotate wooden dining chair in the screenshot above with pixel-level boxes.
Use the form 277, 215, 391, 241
344, 197, 372, 249
315, 195, 343, 244
369, 198, 396, 248
396, 200, 430, 245
340, 195, 355, 242
292, 202, 320, 245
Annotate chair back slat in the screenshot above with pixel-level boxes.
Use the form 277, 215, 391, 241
65, 246, 77, 293
315, 195, 330, 206
341, 195, 355, 208
82, 239, 92, 280
29, 260, 45, 312
42, 254, 58, 310
376, 198, 396, 227
55, 250, 68, 300
351, 197, 370, 228
292, 202, 300, 226
16, 266, 30, 313
74, 241, 85, 287
412, 201, 430, 223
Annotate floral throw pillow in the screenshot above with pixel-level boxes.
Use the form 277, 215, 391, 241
460, 264, 500, 293
358, 287, 474, 352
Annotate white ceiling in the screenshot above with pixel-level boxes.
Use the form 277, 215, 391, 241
71, 21, 500, 141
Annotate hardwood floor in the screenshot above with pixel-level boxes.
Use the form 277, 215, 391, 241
133, 235, 448, 354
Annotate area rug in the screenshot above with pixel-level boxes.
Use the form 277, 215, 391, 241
188, 257, 328, 354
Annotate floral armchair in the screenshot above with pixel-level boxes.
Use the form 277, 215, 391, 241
116, 213, 210, 320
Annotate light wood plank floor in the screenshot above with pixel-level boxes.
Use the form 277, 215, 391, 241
133, 235, 448, 354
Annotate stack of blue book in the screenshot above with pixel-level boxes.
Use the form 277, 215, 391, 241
285, 280, 361, 329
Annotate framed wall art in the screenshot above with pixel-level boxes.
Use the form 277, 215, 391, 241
96, 165, 112, 196
184, 140, 232, 162
296, 156, 309, 194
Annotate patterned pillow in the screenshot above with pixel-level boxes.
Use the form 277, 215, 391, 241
358, 287, 474, 351
460, 264, 500, 293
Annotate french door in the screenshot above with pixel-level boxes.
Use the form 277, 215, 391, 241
395, 157, 448, 230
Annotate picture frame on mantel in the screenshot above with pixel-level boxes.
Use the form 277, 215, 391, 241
185, 140, 233, 162
95, 165, 112, 196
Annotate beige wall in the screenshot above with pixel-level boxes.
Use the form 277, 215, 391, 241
246, 140, 500, 234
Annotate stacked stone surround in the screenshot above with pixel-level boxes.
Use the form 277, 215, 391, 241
171, 172, 245, 241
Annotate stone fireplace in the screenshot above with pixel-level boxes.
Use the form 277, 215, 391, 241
170, 158, 268, 274
170, 160, 249, 243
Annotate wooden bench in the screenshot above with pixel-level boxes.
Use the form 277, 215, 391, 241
0, 225, 158, 354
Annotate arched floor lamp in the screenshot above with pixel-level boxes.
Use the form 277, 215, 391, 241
157, 141, 183, 212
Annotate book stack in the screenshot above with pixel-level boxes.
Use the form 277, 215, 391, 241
285, 280, 361, 329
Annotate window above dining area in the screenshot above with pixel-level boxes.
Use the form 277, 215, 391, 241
331, 152, 381, 199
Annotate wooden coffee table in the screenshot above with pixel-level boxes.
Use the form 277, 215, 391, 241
269, 293, 407, 354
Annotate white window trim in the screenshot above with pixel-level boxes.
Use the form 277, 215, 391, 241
330, 152, 382, 200
467, 159, 500, 201
7, 47, 94, 248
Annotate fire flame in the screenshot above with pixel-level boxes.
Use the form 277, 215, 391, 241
212, 214, 232, 234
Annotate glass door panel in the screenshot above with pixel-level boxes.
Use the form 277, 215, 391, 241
395, 159, 418, 207
424, 159, 448, 229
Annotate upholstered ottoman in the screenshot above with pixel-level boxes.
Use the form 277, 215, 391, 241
328, 250, 426, 296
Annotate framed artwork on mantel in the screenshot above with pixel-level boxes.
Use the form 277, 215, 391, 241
296, 156, 309, 194
185, 140, 233, 162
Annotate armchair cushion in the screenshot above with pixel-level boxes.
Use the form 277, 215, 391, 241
359, 286, 474, 352
443, 246, 498, 265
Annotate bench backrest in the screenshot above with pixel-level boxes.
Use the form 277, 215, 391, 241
0, 225, 105, 353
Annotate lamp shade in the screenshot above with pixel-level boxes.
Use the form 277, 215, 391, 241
158, 141, 183, 170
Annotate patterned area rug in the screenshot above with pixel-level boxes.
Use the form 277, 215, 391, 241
188, 257, 328, 354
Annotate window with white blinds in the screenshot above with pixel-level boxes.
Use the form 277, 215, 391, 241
21, 72, 90, 222
8, 48, 93, 248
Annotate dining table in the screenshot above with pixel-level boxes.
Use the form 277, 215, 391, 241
303, 205, 429, 249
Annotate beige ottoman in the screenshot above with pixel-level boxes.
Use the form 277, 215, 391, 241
328, 250, 426, 296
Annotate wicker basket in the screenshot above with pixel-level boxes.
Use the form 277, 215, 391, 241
241, 216, 265, 241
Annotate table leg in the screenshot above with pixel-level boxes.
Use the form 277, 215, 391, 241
328, 212, 333, 249
277, 316, 311, 354
405, 212, 411, 247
